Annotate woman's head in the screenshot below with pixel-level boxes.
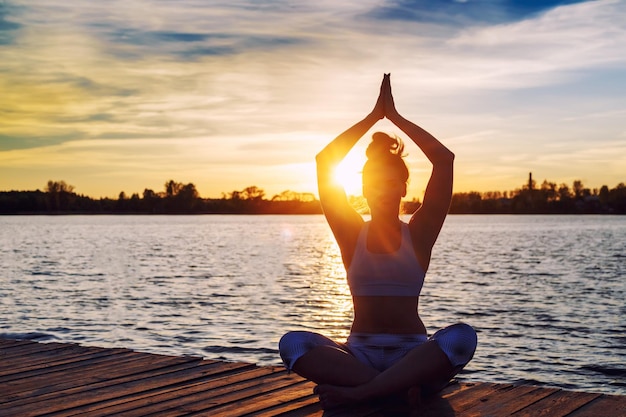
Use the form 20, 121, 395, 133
363, 132, 408, 185
362, 132, 408, 209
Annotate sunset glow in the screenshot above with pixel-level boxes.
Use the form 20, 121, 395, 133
333, 152, 367, 197
1, 1, 624, 199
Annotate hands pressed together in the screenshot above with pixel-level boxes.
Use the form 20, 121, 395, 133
371, 73, 399, 121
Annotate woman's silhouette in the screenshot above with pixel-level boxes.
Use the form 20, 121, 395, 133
279, 74, 477, 409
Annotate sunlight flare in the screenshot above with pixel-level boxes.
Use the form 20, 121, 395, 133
333, 152, 366, 196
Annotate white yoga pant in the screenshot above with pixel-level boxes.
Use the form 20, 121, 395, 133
279, 322, 477, 374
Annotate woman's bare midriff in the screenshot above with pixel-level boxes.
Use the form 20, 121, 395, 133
350, 296, 427, 334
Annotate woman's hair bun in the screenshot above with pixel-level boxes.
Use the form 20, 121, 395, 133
366, 132, 405, 161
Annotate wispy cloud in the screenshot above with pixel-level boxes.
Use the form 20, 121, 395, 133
0, 2, 21, 44
366, 0, 590, 26
1, 0, 624, 197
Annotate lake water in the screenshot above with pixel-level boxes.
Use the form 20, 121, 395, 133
0, 214, 624, 395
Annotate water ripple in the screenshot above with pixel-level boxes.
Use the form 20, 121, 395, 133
0, 214, 624, 395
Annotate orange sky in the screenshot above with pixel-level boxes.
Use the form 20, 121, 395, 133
1, 1, 625, 199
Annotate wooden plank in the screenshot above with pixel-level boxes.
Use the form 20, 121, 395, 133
0, 340, 132, 365
511, 390, 602, 417
434, 383, 513, 417
276, 395, 410, 417
277, 399, 381, 417
0, 347, 131, 380
462, 384, 558, 416
2, 351, 186, 399
146, 372, 312, 417
147, 371, 311, 416
0, 343, 120, 366
111, 367, 296, 417
0, 341, 80, 363
58, 361, 256, 416
272, 402, 323, 417
204, 382, 317, 417
251, 394, 321, 417
1, 350, 143, 399
417, 382, 512, 416
1, 355, 201, 407
1, 360, 251, 417
566, 394, 626, 417
60, 366, 286, 417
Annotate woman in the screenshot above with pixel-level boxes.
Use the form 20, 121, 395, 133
279, 74, 477, 408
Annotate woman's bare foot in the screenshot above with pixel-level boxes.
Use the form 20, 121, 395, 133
314, 384, 367, 409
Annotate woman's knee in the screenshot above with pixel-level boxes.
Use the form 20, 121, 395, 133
278, 331, 338, 371
279, 331, 304, 369
431, 323, 478, 368
278, 331, 300, 352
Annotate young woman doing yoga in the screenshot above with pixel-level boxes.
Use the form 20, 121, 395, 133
279, 74, 477, 408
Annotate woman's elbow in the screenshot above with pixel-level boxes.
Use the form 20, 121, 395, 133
434, 149, 455, 164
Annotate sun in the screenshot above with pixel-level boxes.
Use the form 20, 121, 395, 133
333, 153, 366, 196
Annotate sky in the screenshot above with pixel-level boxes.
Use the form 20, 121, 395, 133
1, 0, 625, 200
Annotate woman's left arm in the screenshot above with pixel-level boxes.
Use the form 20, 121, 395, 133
384, 77, 454, 269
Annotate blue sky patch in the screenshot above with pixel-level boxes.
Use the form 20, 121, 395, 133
368, 0, 592, 25
0, 2, 21, 45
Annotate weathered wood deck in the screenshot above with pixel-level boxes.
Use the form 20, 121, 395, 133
0, 338, 624, 416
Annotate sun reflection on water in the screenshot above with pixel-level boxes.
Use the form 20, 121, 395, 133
301, 230, 353, 341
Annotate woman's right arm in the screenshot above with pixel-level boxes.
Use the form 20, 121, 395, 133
316, 75, 387, 265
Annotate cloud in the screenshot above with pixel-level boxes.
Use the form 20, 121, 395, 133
0, 2, 21, 45
0, 133, 84, 151
102, 28, 305, 60
386, 0, 626, 94
1, 0, 340, 149
365, 0, 591, 26
1, 0, 624, 197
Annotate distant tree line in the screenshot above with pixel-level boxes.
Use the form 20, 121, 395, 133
0, 177, 625, 214
0, 180, 321, 214
447, 177, 626, 214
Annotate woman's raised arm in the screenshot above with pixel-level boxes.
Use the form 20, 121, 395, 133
316, 75, 388, 266
384, 75, 454, 270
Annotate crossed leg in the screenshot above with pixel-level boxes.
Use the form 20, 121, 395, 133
313, 340, 454, 408
291, 345, 380, 386
280, 324, 476, 409
288, 340, 454, 409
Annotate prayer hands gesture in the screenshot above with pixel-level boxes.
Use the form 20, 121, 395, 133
371, 73, 399, 121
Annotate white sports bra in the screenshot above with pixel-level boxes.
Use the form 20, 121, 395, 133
347, 222, 425, 297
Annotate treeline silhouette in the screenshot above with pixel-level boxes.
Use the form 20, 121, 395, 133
447, 177, 626, 214
1, 177, 625, 215
0, 180, 320, 214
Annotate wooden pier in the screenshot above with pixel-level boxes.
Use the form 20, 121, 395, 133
1, 338, 624, 416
